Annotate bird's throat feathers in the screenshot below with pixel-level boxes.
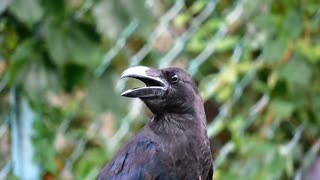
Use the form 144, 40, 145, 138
148, 111, 206, 135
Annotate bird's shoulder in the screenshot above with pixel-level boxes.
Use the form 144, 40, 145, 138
97, 133, 170, 180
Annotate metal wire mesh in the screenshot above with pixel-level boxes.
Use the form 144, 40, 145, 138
0, 123, 10, 179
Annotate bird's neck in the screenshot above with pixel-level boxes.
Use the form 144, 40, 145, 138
146, 95, 208, 138
148, 108, 207, 136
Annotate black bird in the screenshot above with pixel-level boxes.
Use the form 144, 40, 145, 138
97, 66, 213, 180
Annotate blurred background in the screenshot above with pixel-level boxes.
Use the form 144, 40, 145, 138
0, 0, 320, 179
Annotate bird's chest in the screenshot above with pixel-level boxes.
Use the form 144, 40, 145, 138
160, 134, 211, 179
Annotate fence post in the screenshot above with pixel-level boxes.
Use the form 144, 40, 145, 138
10, 88, 40, 180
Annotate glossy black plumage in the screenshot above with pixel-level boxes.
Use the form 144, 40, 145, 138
97, 66, 213, 180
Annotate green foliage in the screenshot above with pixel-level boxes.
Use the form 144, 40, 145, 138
1, 0, 320, 179
43, 19, 102, 69
9, 0, 43, 27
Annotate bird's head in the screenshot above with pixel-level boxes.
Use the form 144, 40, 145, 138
121, 66, 201, 115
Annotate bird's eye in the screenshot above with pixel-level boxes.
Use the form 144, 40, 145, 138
169, 74, 179, 83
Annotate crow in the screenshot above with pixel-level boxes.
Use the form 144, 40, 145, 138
97, 66, 213, 180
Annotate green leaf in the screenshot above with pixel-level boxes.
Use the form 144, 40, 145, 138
187, 33, 238, 53
262, 38, 288, 63
237, 136, 277, 156
295, 39, 320, 64
33, 116, 57, 173
269, 99, 294, 119
66, 26, 102, 69
228, 115, 245, 135
277, 58, 311, 90
187, 37, 205, 52
23, 62, 61, 102
74, 148, 107, 178
311, 95, 320, 125
190, 0, 206, 14
93, 0, 153, 39
43, 20, 102, 69
9, 0, 43, 27
253, 14, 282, 33
215, 36, 239, 52
42, 20, 68, 66
282, 10, 302, 38
85, 75, 127, 116
7, 41, 34, 85
8, 40, 61, 101
40, 0, 65, 15
174, 13, 191, 28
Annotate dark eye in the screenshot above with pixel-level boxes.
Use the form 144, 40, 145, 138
169, 74, 179, 83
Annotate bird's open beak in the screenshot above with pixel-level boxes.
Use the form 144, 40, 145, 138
121, 66, 167, 98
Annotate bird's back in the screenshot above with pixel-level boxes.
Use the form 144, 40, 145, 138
97, 127, 213, 180
97, 133, 174, 180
